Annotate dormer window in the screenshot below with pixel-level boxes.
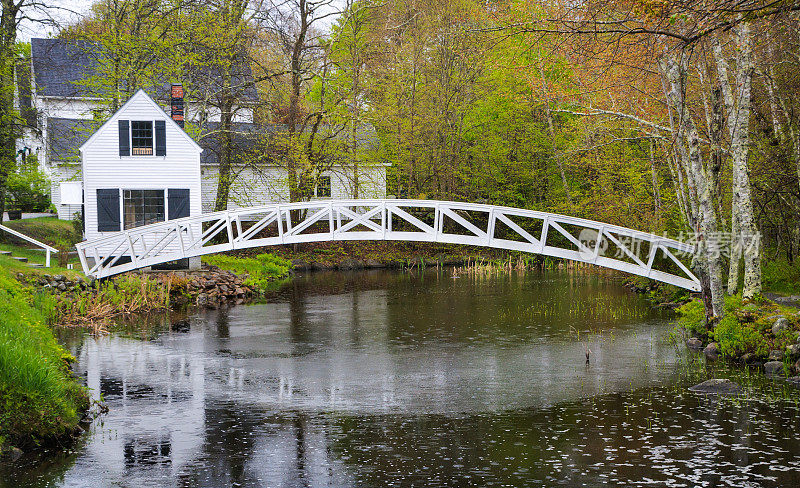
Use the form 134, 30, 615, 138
119, 119, 166, 157
131, 121, 153, 155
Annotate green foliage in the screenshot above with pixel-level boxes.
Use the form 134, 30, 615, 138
762, 256, 800, 295
203, 253, 291, 292
1, 216, 79, 248
676, 294, 799, 359
712, 314, 769, 358
4, 155, 50, 211
0, 269, 87, 451
676, 299, 708, 336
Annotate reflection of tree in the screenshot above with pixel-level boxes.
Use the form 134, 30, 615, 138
294, 414, 309, 488
288, 280, 312, 356
326, 388, 800, 485
216, 308, 231, 339
171, 407, 321, 487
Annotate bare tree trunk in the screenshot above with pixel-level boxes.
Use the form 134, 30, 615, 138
213, 96, 234, 211
649, 141, 662, 229
286, 0, 309, 203
715, 24, 761, 298
730, 24, 761, 298
728, 205, 741, 293
538, 62, 572, 207
661, 50, 724, 319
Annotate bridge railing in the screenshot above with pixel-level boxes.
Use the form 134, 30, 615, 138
75, 199, 701, 291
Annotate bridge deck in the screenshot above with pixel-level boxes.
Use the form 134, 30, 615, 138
75, 199, 701, 291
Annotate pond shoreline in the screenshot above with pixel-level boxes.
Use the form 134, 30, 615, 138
624, 278, 800, 385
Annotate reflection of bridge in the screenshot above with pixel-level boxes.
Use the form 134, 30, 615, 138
76, 199, 700, 290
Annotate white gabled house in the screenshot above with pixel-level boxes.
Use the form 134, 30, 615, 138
80, 89, 203, 269
20, 38, 387, 223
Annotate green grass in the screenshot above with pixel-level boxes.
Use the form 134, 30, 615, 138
0, 244, 82, 276
203, 252, 291, 292
1, 216, 83, 270
762, 256, 800, 295
0, 267, 88, 453
1, 217, 80, 248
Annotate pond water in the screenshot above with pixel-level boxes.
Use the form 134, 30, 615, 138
4, 269, 800, 487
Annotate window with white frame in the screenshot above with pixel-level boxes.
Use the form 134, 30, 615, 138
316, 175, 331, 198
131, 121, 154, 155
123, 189, 164, 229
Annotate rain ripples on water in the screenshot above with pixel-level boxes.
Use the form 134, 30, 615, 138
2, 269, 799, 487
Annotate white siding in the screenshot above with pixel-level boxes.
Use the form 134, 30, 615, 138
200, 164, 388, 212
81, 91, 202, 246
50, 164, 83, 220
187, 102, 254, 124
40, 97, 254, 124
41, 97, 102, 120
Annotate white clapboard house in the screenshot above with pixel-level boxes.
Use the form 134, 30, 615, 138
16, 38, 388, 222
80, 89, 203, 269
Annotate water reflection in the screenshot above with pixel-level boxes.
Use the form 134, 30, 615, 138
3, 270, 800, 487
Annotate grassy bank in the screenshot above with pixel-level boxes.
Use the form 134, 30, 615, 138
762, 256, 800, 296
234, 240, 547, 270
675, 295, 800, 373
0, 268, 89, 457
203, 253, 291, 292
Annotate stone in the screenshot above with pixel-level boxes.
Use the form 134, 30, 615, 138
740, 353, 755, 364
291, 259, 310, 270
196, 293, 208, 306
689, 378, 741, 395
686, 337, 703, 350
57, 283, 66, 291
769, 350, 784, 361
8, 446, 23, 462
364, 259, 382, 268
764, 361, 785, 376
338, 258, 364, 270
786, 376, 800, 389
53, 274, 65, 282
171, 319, 190, 333
772, 317, 789, 335
787, 344, 800, 357
703, 342, 719, 357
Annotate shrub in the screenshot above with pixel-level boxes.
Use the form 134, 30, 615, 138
0, 271, 88, 451
711, 314, 768, 358
676, 299, 708, 336
4, 155, 50, 212
203, 252, 291, 292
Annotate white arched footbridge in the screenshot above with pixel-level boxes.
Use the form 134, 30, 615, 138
75, 199, 701, 291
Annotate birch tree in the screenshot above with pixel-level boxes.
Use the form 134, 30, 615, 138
714, 23, 762, 298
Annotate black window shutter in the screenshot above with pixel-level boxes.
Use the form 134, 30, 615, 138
97, 189, 120, 231
168, 189, 190, 220
155, 120, 166, 156
118, 120, 130, 156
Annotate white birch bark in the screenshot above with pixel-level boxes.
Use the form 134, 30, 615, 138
730, 24, 762, 298
660, 51, 725, 318
713, 37, 741, 294
715, 24, 761, 298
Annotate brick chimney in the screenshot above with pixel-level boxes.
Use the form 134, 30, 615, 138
171, 84, 185, 128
